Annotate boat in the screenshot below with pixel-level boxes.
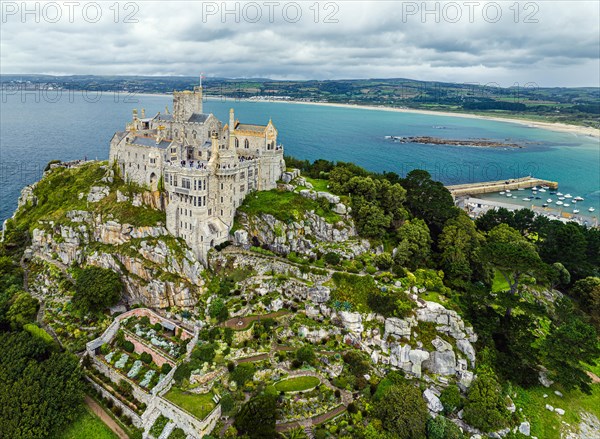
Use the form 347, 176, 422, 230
590, 207, 596, 212
518, 188, 525, 191
539, 188, 547, 193
557, 192, 563, 196
559, 197, 565, 200
564, 194, 572, 198
556, 201, 564, 205
550, 191, 557, 195
541, 185, 550, 190
506, 194, 513, 198
532, 191, 538, 195
564, 203, 570, 207
547, 199, 553, 203
499, 191, 505, 195
531, 186, 538, 191
572, 200, 577, 204
542, 204, 548, 207
523, 198, 531, 201
535, 196, 541, 200
573, 209, 580, 214
574, 196, 584, 201
506, 189, 511, 193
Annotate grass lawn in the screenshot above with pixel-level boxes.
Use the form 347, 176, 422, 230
57, 407, 118, 439
238, 189, 340, 224
275, 376, 321, 392
301, 177, 330, 192
513, 383, 600, 439
164, 387, 216, 420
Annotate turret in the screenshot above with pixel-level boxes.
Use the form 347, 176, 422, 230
228, 109, 236, 150
173, 84, 203, 122
208, 131, 220, 167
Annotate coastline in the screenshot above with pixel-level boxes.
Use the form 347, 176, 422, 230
121, 92, 599, 138
277, 100, 600, 139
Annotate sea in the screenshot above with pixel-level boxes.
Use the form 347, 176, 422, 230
1, 91, 599, 224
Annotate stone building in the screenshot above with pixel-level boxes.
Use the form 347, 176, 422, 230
109, 84, 285, 262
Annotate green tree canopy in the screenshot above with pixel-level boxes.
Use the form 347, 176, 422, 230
73, 266, 122, 313
394, 218, 432, 271
372, 382, 428, 439
462, 374, 509, 432
481, 224, 543, 295
234, 393, 278, 438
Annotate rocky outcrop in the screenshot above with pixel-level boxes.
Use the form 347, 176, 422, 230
235, 211, 368, 260
29, 211, 204, 309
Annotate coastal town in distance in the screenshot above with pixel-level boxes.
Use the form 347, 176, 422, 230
0, 2, 599, 439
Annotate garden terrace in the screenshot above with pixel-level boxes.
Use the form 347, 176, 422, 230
100, 346, 166, 392
163, 387, 217, 421
274, 375, 321, 392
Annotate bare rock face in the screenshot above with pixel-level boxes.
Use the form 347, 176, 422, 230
235, 211, 366, 259
423, 350, 457, 376
384, 317, 416, 339
423, 388, 444, 413
29, 210, 204, 309
339, 311, 364, 334
87, 186, 109, 202
307, 286, 330, 304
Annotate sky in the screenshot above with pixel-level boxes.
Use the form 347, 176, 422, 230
1, 1, 599, 87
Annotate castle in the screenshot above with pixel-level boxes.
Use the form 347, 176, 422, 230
109, 84, 285, 262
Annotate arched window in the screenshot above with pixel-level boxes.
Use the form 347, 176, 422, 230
235, 138, 239, 148
244, 139, 250, 149
192, 130, 197, 139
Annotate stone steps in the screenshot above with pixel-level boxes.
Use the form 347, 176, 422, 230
158, 421, 175, 439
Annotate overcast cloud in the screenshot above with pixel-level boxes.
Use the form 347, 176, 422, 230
0, 1, 599, 86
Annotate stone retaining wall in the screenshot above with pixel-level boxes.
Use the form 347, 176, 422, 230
86, 377, 144, 428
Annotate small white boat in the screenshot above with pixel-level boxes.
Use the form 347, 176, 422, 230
542, 203, 549, 207
565, 194, 572, 199
559, 197, 565, 201
531, 186, 538, 191
574, 196, 584, 201
573, 209, 580, 214
556, 201, 564, 206
507, 194, 513, 198
557, 192, 563, 196
572, 200, 578, 204
513, 195, 518, 199
547, 199, 553, 203
523, 198, 531, 201
590, 207, 596, 212
532, 191, 538, 195
506, 189, 511, 193
499, 191, 505, 195
564, 203, 570, 207
518, 188, 525, 191
541, 185, 550, 190
539, 188, 547, 193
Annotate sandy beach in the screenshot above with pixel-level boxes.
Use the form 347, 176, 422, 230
278, 100, 600, 139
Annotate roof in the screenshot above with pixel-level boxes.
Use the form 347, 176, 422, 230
188, 113, 210, 123
235, 122, 267, 133
155, 113, 173, 121
131, 136, 172, 149
161, 320, 176, 331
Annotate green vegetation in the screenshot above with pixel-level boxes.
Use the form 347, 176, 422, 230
164, 388, 216, 420
23, 323, 54, 344
234, 393, 278, 439
56, 407, 118, 439
237, 188, 340, 224
73, 266, 123, 314
372, 382, 429, 439
274, 376, 320, 392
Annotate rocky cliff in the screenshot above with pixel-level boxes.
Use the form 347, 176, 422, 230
9, 161, 205, 309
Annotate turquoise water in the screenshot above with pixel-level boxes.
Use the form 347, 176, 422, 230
1, 92, 598, 222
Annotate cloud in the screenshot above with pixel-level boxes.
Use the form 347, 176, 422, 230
0, 1, 598, 86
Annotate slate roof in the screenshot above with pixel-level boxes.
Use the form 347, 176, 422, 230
131, 136, 171, 149
188, 113, 210, 123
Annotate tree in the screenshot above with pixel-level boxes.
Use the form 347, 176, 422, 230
547, 262, 571, 290
73, 266, 122, 313
427, 416, 465, 439
439, 213, 486, 287
234, 393, 278, 438
401, 170, 459, 236
372, 383, 428, 439
462, 374, 509, 432
439, 385, 463, 415
354, 202, 391, 238
192, 343, 216, 364
542, 316, 600, 394
6, 291, 39, 329
295, 345, 316, 365
537, 222, 588, 278
571, 276, 600, 324
208, 298, 229, 322
481, 224, 543, 295
230, 363, 256, 386
0, 332, 84, 439
394, 218, 432, 270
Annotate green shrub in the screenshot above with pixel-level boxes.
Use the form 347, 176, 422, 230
161, 363, 173, 374
463, 374, 509, 432
140, 352, 153, 364
324, 252, 341, 265
440, 385, 463, 415
122, 340, 135, 353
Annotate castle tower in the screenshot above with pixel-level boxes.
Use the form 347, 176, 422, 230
173, 83, 203, 122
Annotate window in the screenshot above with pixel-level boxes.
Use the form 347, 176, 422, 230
240, 184, 245, 192
182, 178, 191, 189
235, 138, 239, 148
248, 169, 253, 177
244, 139, 249, 148
203, 179, 206, 190
240, 172, 245, 179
